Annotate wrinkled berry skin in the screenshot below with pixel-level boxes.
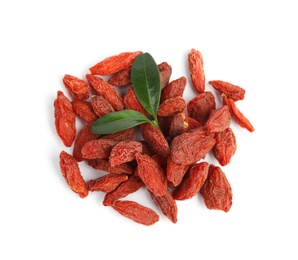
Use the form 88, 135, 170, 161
112, 200, 159, 226
63, 74, 90, 100
135, 153, 168, 197
140, 123, 170, 157
170, 128, 215, 165
200, 165, 232, 212
172, 162, 209, 200
89, 51, 143, 75
209, 80, 245, 101
54, 91, 76, 147
213, 127, 237, 166
59, 151, 88, 198
188, 48, 205, 93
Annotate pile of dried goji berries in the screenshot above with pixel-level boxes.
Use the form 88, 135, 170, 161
54, 49, 254, 225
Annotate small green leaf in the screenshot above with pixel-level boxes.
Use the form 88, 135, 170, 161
131, 53, 161, 118
91, 110, 150, 134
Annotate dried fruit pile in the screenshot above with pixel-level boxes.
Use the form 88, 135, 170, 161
54, 49, 254, 225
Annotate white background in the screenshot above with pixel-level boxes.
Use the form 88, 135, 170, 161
1, 0, 297, 259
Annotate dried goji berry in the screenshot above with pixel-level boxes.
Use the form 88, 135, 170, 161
72, 99, 98, 123
123, 85, 147, 116
185, 115, 202, 130
157, 96, 186, 117
213, 127, 237, 166
205, 105, 231, 132
166, 156, 191, 187
91, 95, 115, 117
112, 200, 159, 226
168, 113, 189, 138
103, 175, 144, 206
209, 80, 245, 101
188, 48, 205, 93
59, 151, 88, 198
150, 153, 168, 167
73, 123, 99, 162
187, 91, 216, 125
108, 67, 132, 87
109, 140, 144, 167
88, 173, 128, 193
139, 123, 170, 157
158, 62, 172, 89
200, 165, 232, 212
139, 141, 155, 156
101, 128, 135, 141
149, 189, 178, 224
89, 51, 142, 75
86, 74, 124, 111
62, 74, 90, 100
54, 91, 76, 147
170, 128, 215, 165
156, 116, 172, 137
135, 153, 168, 197
222, 94, 255, 132
81, 138, 118, 159
172, 162, 209, 200
88, 159, 134, 175
161, 76, 187, 103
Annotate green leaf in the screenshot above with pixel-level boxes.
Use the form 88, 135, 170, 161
91, 110, 150, 134
131, 53, 161, 118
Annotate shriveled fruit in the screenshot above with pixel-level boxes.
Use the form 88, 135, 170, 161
185, 115, 202, 130
112, 200, 159, 226
139, 123, 170, 157
54, 91, 76, 147
168, 113, 189, 138
109, 140, 144, 167
158, 62, 172, 89
123, 86, 147, 116
88, 159, 133, 175
149, 189, 178, 223
157, 96, 186, 117
81, 139, 118, 159
188, 48, 205, 93
209, 80, 245, 101
135, 153, 168, 197
187, 91, 216, 125
108, 67, 132, 87
205, 105, 231, 132
172, 162, 209, 200
213, 127, 237, 166
59, 151, 88, 198
86, 74, 124, 111
101, 128, 135, 141
222, 94, 254, 132
88, 173, 128, 193
166, 156, 191, 187
103, 175, 144, 206
200, 165, 232, 212
170, 128, 215, 165
91, 95, 115, 117
89, 51, 142, 75
72, 99, 98, 123
161, 76, 187, 102
62, 74, 90, 100
73, 123, 99, 162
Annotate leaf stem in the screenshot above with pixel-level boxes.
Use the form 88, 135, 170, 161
150, 116, 161, 131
